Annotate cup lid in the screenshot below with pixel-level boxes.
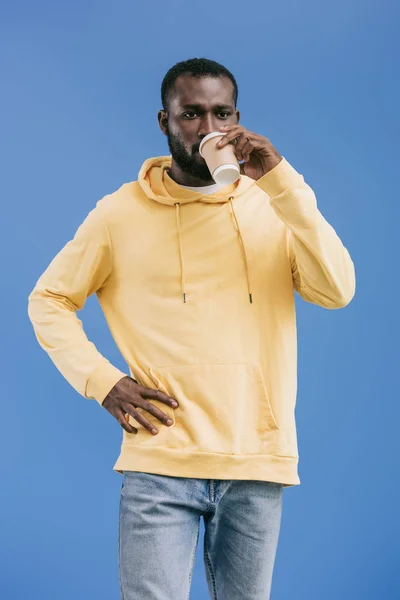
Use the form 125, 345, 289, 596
199, 131, 226, 158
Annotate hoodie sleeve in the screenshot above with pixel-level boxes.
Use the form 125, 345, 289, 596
255, 157, 355, 309
27, 203, 128, 406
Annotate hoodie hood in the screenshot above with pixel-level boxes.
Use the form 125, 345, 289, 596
138, 155, 256, 304
138, 155, 255, 205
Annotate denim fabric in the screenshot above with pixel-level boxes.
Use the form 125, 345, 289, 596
118, 471, 283, 599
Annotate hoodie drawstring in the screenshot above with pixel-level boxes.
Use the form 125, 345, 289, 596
174, 198, 253, 305
174, 203, 187, 303
229, 197, 253, 304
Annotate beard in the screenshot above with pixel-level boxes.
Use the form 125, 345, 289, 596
165, 124, 213, 182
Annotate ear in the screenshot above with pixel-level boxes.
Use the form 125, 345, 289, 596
158, 110, 168, 135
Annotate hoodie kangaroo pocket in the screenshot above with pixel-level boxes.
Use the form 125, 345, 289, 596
152, 362, 280, 455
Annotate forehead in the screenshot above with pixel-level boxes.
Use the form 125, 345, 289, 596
170, 74, 235, 109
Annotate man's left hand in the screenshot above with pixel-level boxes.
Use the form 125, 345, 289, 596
217, 124, 283, 180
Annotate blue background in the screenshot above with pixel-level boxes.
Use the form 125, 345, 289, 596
1, 1, 399, 598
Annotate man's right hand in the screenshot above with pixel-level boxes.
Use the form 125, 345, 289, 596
102, 376, 179, 435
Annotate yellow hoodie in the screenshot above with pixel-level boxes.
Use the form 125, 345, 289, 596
27, 156, 355, 487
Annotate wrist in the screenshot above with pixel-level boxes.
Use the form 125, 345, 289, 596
259, 154, 283, 177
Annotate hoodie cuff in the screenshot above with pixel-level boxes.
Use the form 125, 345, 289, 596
255, 157, 304, 197
86, 361, 128, 406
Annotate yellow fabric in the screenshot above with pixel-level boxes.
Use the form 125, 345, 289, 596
229, 197, 253, 303
174, 202, 187, 303
28, 155, 355, 486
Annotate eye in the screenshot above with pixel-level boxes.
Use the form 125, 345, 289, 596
219, 112, 230, 119
182, 111, 198, 118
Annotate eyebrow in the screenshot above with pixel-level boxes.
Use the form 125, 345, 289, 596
180, 103, 234, 110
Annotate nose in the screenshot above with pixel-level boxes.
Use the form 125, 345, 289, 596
198, 113, 219, 138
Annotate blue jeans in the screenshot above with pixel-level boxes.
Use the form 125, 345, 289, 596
118, 471, 283, 599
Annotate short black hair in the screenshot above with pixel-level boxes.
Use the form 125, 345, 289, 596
161, 57, 238, 112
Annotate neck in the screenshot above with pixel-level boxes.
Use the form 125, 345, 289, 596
167, 161, 215, 187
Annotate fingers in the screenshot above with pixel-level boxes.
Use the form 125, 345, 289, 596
218, 131, 252, 162
106, 379, 179, 435
217, 131, 240, 149
125, 406, 160, 435
122, 403, 171, 435
141, 387, 179, 408
118, 406, 159, 435
233, 136, 252, 161
116, 409, 138, 434
239, 138, 252, 162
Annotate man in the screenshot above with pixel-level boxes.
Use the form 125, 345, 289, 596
28, 57, 356, 599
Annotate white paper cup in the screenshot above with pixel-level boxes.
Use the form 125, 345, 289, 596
199, 131, 240, 185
